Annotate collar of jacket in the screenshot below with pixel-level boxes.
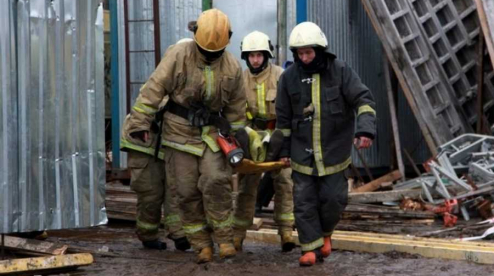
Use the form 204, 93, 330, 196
295, 49, 337, 73
194, 44, 223, 70
246, 63, 272, 84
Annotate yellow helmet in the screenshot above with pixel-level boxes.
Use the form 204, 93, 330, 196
194, 9, 232, 52
241, 31, 274, 59
288, 22, 328, 49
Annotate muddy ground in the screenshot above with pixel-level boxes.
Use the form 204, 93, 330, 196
33, 220, 494, 276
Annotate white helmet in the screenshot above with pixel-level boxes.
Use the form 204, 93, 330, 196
176, 38, 193, 44
288, 22, 328, 49
241, 31, 274, 59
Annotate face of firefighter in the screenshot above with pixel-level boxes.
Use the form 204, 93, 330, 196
248, 51, 265, 69
296, 47, 316, 65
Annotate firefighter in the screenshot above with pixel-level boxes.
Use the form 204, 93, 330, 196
276, 22, 376, 266
125, 9, 246, 263
232, 31, 295, 252
120, 39, 195, 252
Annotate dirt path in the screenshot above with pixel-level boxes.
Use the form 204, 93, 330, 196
45, 222, 494, 276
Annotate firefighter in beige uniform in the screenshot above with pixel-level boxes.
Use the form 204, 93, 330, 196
120, 40, 193, 252
124, 9, 246, 263
232, 31, 295, 252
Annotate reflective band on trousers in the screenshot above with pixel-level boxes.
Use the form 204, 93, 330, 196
291, 157, 352, 177
208, 216, 233, 229
311, 74, 326, 175
358, 104, 376, 116
257, 82, 267, 118
164, 214, 181, 225
300, 237, 324, 252
183, 223, 207, 234
133, 102, 158, 115
162, 140, 204, 156
233, 216, 252, 228
120, 139, 165, 160
323, 231, 333, 237
136, 219, 160, 232
276, 213, 295, 221
204, 66, 215, 102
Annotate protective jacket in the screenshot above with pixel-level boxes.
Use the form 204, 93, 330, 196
126, 41, 246, 157
276, 52, 376, 176
244, 63, 283, 122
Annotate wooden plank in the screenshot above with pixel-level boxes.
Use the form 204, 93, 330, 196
4, 236, 68, 256
352, 170, 402, 193
246, 229, 494, 264
476, 0, 494, 68
349, 189, 422, 203
383, 57, 405, 180
249, 218, 263, 231
345, 203, 435, 219
0, 253, 93, 275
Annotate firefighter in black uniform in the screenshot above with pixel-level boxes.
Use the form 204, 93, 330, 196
275, 22, 376, 266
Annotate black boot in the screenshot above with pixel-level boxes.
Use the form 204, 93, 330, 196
173, 237, 191, 251
142, 240, 167, 250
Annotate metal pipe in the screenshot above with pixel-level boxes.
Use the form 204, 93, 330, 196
110, 0, 121, 168
277, 0, 287, 66
476, 31, 485, 134
123, 0, 131, 114
296, 0, 307, 23
152, 0, 161, 66
1, 234, 4, 260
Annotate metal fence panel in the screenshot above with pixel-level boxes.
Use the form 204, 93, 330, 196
0, 0, 107, 233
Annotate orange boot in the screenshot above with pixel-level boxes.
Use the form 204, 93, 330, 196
299, 251, 317, 266
320, 236, 332, 258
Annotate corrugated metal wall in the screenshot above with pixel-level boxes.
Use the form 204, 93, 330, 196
307, 0, 430, 168
0, 0, 107, 233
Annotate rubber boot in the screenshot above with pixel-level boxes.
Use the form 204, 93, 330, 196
280, 231, 296, 252
172, 236, 191, 251
219, 243, 236, 259
265, 129, 284, 162
299, 251, 316, 266
234, 128, 251, 160
142, 240, 167, 250
321, 236, 332, 258
233, 237, 244, 252
196, 247, 213, 264
299, 250, 323, 267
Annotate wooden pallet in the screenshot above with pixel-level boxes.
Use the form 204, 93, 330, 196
362, 0, 494, 152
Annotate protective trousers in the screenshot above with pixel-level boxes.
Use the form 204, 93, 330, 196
164, 147, 233, 251
233, 167, 294, 238
128, 150, 185, 241
292, 170, 348, 252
